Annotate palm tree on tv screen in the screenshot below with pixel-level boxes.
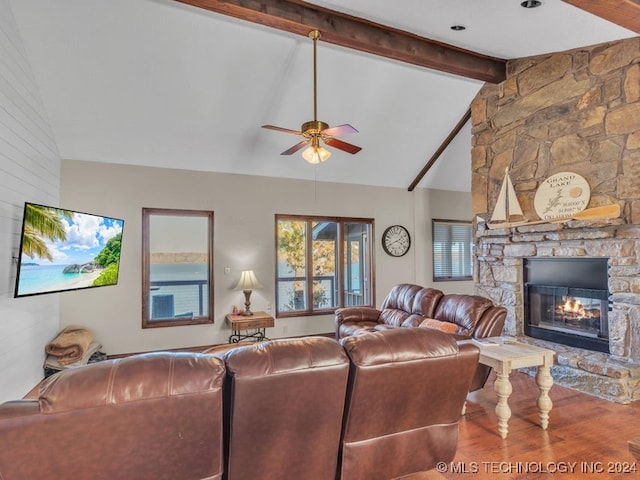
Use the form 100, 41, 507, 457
22, 204, 74, 261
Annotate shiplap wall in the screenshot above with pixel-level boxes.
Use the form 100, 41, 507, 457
0, 0, 61, 402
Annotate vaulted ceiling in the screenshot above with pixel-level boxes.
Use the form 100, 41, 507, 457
9, 0, 638, 191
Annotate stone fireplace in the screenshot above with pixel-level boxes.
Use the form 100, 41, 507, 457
470, 37, 640, 403
475, 221, 640, 403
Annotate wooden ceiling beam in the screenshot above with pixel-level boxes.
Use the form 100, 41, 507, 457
175, 0, 506, 83
562, 0, 640, 33
407, 108, 471, 192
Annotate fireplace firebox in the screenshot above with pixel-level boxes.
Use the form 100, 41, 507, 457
524, 258, 609, 353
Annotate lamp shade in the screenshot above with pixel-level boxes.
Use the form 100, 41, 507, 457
302, 145, 331, 164
235, 270, 262, 290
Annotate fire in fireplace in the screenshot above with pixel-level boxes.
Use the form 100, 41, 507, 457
524, 258, 609, 353
554, 295, 602, 330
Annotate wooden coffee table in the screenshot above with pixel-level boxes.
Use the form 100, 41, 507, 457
470, 337, 555, 439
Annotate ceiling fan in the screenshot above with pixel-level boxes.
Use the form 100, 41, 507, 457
262, 29, 362, 164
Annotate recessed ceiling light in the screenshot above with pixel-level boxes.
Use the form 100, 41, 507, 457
521, 0, 542, 8
450, 25, 466, 31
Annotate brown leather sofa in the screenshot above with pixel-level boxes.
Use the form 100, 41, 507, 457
221, 337, 350, 480
0, 329, 479, 480
0, 352, 226, 480
339, 328, 479, 480
335, 283, 507, 391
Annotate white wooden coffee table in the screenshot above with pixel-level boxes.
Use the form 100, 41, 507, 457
470, 337, 556, 439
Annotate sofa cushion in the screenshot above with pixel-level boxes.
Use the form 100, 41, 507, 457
379, 310, 427, 328
379, 308, 411, 327
419, 318, 459, 334
433, 294, 494, 334
379, 284, 444, 326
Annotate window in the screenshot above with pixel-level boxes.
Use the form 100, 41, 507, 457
432, 219, 473, 281
276, 215, 373, 316
142, 208, 214, 328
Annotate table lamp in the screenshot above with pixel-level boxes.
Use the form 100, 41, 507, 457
235, 270, 262, 316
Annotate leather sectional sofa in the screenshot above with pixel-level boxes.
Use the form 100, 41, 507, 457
335, 283, 507, 391
0, 328, 479, 480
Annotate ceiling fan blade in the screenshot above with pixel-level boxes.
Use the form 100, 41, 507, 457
321, 124, 359, 137
262, 124, 302, 135
325, 137, 362, 154
281, 140, 310, 155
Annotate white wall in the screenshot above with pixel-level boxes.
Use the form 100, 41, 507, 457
60, 160, 472, 355
0, 0, 61, 402
415, 187, 475, 294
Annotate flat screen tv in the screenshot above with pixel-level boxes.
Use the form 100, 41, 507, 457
14, 202, 124, 298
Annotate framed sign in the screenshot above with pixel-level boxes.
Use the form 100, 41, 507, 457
534, 172, 590, 221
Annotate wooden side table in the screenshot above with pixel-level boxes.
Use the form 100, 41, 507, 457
469, 337, 556, 439
225, 311, 274, 343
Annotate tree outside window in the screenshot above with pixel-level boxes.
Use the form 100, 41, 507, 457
276, 215, 373, 316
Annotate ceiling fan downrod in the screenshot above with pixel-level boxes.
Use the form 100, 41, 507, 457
302, 30, 328, 136
309, 29, 320, 124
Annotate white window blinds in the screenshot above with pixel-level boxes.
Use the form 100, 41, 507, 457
432, 220, 473, 281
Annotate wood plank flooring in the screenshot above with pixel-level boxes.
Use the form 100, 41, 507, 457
441, 371, 640, 480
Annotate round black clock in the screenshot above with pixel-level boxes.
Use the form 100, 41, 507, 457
382, 225, 411, 257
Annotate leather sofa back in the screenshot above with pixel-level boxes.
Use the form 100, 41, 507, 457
0, 352, 225, 480
338, 328, 480, 480
222, 337, 350, 480
379, 283, 444, 327
433, 294, 495, 335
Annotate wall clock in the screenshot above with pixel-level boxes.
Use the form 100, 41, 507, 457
382, 225, 411, 257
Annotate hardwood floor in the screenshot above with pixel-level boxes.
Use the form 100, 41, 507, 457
442, 371, 640, 479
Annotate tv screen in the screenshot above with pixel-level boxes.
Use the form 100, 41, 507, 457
14, 202, 124, 298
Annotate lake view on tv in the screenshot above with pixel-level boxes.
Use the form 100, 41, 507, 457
14, 203, 124, 297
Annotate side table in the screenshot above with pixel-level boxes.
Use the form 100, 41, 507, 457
470, 337, 556, 439
225, 311, 274, 343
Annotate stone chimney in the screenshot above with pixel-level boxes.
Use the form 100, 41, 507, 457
470, 37, 640, 403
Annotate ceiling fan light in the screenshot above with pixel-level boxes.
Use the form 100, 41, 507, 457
302, 145, 331, 164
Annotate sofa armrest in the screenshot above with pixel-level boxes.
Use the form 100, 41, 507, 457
335, 307, 382, 325
334, 307, 382, 338
472, 306, 507, 339
0, 400, 40, 420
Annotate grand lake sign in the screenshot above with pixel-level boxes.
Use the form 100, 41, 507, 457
534, 172, 591, 221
